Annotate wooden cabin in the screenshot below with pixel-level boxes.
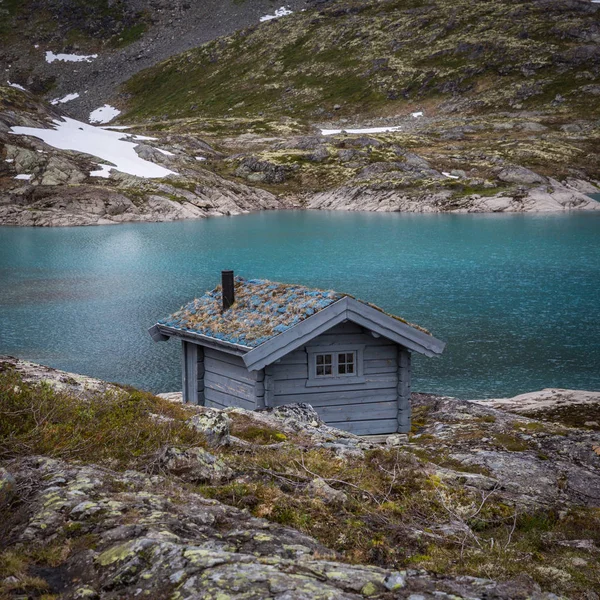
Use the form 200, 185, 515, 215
149, 271, 445, 435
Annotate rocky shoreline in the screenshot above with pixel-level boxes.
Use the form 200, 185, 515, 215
2, 86, 599, 227
1, 356, 599, 598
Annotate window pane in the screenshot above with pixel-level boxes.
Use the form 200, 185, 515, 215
347, 363, 354, 373
338, 363, 346, 374
316, 353, 333, 377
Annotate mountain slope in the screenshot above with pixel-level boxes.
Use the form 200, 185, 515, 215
122, 0, 600, 122
0, 0, 313, 122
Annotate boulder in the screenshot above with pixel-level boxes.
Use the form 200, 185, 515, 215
306, 477, 347, 505
187, 408, 231, 446
0, 468, 16, 506
497, 165, 547, 185
159, 446, 233, 483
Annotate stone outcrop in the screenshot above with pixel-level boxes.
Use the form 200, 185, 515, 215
2, 358, 600, 598
0, 456, 562, 599
305, 179, 600, 213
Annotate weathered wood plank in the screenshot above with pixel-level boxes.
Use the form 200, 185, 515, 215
205, 387, 254, 410
205, 355, 256, 384
315, 402, 398, 422
205, 398, 226, 410
274, 373, 397, 396
182, 341, 198, 405
272, 389, 397, 407
271, 363, 308, 381
204, 347, 247, 367
397, 348, 411, 433
364, 345, 397, 360
323, 321, 365, 334
276, 349, 307, 365
264, 365, 274, 408
326, 418, 398, 436
205, 371, 255, 402
364, 363, 396, 375
307, 333, 383, 346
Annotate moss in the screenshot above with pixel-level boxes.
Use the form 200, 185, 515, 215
0, 368, 206, 469
110, 22, 148, 48
492, 433, 529, 452
122, 0, 600, 123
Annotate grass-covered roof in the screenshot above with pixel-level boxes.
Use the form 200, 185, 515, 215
158, 277, 430, 348
159, 277, 343, 347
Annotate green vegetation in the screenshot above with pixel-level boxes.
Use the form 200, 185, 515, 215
110, 22, 148, 48
1, 368, 599, 596
122, 0, 600, 122
0, 369, 204, 468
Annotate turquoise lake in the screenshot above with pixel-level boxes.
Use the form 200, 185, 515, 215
1, 211, 599, 399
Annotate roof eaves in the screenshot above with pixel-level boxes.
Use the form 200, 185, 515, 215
155, 324, 252, 356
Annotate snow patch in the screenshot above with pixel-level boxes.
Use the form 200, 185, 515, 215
45, 51, 97, 63
260, 6, 292, 21
195, 156, 207, 161
14, 174, 32, 180
133, 134, 157, 141
442, 172, 459, 179
90, 164, 113, 178
156, 148, 175, 156
50, 92, 80, 105
411, 111, 423, 118
5, 159, 14, 163
321, 125, 402, 136
7, 81, 26, 91
89, 105, 121, 124
10, 117, 178, 179
101, 125, 132, 130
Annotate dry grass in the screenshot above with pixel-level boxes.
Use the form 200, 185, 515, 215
0, 368, 205, 469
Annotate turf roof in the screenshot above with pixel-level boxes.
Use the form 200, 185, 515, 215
158, 276, 428, 348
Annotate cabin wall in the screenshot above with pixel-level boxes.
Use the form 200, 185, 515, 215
202, 347, 260, 410
182, 341, 204, 405
269, 322, 408, 435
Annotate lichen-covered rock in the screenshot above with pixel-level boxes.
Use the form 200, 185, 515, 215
496, 165, 547, 185
159, 446, 233, 483
0, 457, 560, 599
187, 408, 231, 446
306, 477, 348, 505
0, 467, 16, 506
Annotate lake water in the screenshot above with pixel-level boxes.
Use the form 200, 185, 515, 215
1, 211, 599, 399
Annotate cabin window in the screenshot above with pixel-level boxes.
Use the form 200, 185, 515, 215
315, 353, 333, 376
308, 345, 365, 386
337, 352, 355, 375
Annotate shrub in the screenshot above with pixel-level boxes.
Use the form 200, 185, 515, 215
0, 369, 205, 469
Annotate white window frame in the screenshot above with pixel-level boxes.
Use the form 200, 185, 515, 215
306, 344, 365, 387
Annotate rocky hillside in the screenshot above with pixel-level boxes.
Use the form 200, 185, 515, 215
0, 85, 287, 226
1, 356, 599, 598
122, 0, 600, 122
1, 0, 599, 224
0, 0, 314, 121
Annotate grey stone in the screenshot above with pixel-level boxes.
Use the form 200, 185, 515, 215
497, 165, 547, 185
187, 409, 231, 446
306, 477, 347, 505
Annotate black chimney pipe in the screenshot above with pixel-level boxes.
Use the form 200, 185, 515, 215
222, 270, 234, 312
